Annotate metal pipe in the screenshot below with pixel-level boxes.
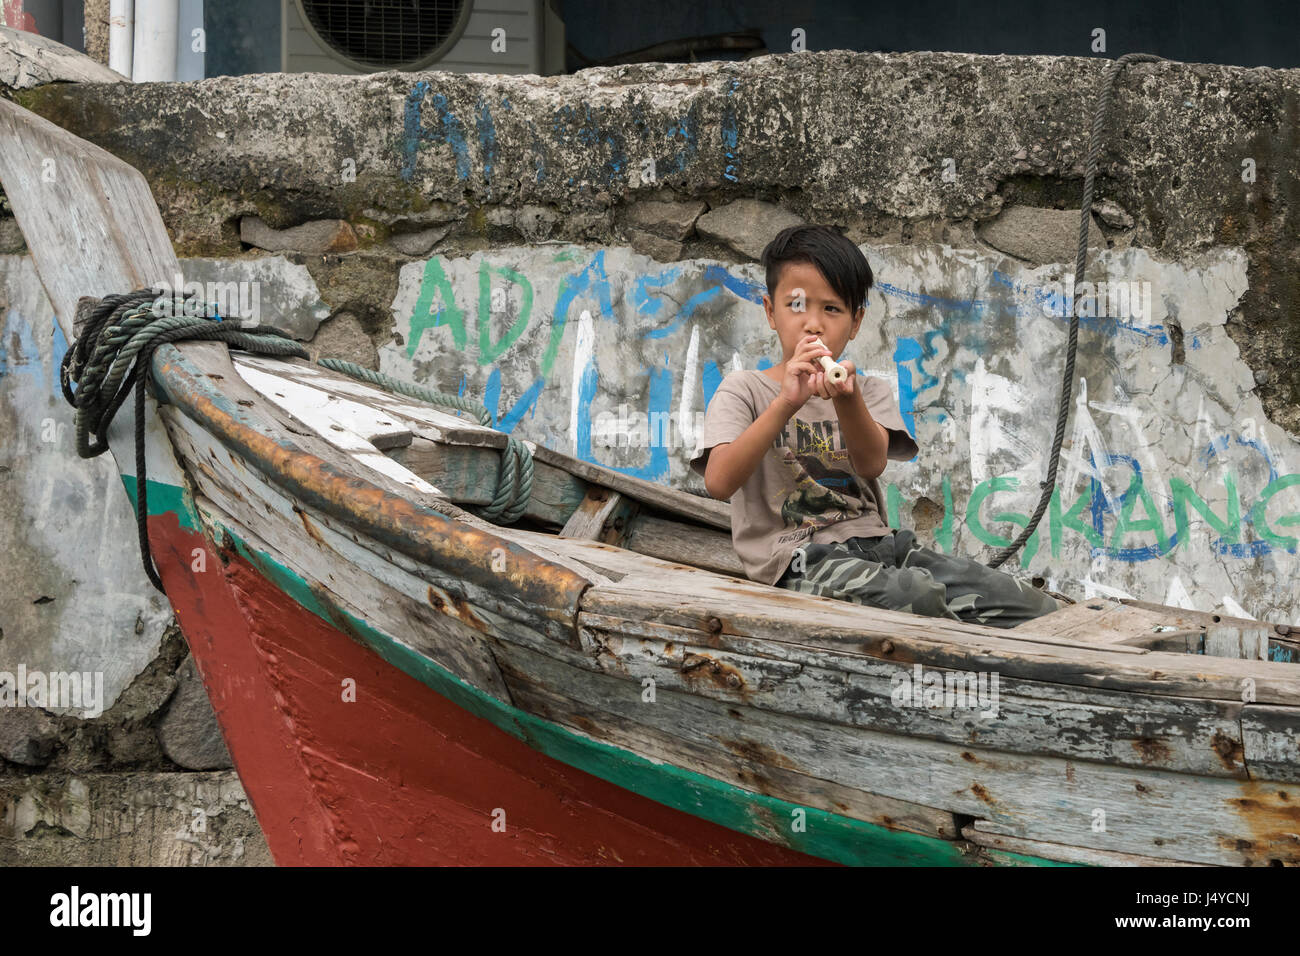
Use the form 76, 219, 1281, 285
108, 0, 133, 78
131, 0, 178, 82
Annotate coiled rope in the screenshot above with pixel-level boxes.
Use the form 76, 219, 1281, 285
61, 289, 534, 592
987, 52, 1164, 570
61, 289, 310, 591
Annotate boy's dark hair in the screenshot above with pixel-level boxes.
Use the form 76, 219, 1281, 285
760, 225, 874, 318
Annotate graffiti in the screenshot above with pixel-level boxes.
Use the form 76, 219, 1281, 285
386, 245, 1295, 607
1, 306, 68, 397
961, 459, 1300, 569
400, 81, 717, 191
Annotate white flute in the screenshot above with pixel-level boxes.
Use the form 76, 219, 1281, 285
813, 337, 848, 384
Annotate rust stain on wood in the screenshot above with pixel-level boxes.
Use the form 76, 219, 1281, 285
720, 737, 798, 771
1210, 730, 1245, 771
1224, 782, 1300, 864
681, 652, 747, 694
1131, 737, 1173, 765
425, 585, 489, 633
292, 504, 328, 547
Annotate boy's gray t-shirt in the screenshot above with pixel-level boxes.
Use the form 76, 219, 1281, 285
689, 369, 920, 587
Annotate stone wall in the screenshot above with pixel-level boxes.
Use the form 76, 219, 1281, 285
2, 37, 1299, 862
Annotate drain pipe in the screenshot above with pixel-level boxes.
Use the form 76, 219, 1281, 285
108, 0, 134, 78
131, 0, 179, 82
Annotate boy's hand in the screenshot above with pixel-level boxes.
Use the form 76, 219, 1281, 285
818, 358, 858, 401
779, 335, 840, 411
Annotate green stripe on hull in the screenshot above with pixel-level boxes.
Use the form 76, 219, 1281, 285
123, 473, 202, 531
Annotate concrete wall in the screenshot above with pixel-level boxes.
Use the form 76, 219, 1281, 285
2, 44, 1299, 861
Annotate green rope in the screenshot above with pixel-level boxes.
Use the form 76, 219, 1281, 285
317, 358, 534, 525
62, 289, 310, 592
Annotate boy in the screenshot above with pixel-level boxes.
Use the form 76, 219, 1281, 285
689, 225, 1059, 629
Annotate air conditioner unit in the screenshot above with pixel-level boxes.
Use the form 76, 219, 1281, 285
282, 0, 565, 75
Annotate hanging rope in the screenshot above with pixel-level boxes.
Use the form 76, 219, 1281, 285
61, 289, 309, 592
318, 358, 534, 525
987, 51, 1164, 569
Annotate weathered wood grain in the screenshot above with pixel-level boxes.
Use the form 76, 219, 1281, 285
1013, 598, 1185, 644
575, 614, 1249, 778
1241, 704, 1300, 782
580, 571, 1300, 703
159, 396, 605, 649
387, 435, 587, 526
561, 487, 628, 540
488, 639, 1299, 865
494, 646, 963, 844
960, 826, 1207, 867
1118, 597, 1300, 661
0, 96, 180, 330
623, 514, 745, 577
1204, 625, 1271, 661
233, 361, 413, 450
165, 419, 514, 700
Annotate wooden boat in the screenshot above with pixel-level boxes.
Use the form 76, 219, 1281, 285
3, 98, 1298, 867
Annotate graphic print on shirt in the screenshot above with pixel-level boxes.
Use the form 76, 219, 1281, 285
772, 418, 865, 532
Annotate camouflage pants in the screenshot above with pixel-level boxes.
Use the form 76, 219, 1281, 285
775, 530, 1059, 629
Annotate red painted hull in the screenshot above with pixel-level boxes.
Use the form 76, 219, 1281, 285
151, 512, 830, 866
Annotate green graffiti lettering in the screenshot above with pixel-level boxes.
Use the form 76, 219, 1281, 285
1059, 484, 1105, 551
1169, 473, 1241, 550
477, 261, 534, 365
1110, 471, 1170, 555
409, 257, 465, 356
965, 476, 1041, 567
886, 483, 901, 528
1250, 474, 1300, 550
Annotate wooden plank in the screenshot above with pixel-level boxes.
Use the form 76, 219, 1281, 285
1242, 704, 1300, 782
186, 489, 514, 703
623, 514, 745, 577
532, 445, 731, 532
233, 355, 504, 449
1117, 629, 1206, 653
492, 642, 963, 844
575, 613, 1249, 778
486, 638, 1297, 865
233, 360, 412, 450
0, 96, 180, 332
1119, 597, 1300, 663
1204, 625, 1270, 661
560, 487, 628, 540
1012, 598, 1189, 645
387, 436, 586, 526
579, 571, 1300, 703
960, 826, 1207, 867
506, 528, 701, 582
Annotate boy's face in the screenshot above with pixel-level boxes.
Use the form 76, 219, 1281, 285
762, 261, 864, 363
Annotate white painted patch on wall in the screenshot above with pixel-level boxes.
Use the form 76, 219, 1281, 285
968, 356, 1038, 486
1060, 378, 1122, 518
1221, 594, 1255, 620
1164, 574, 1195, 610
1081, 577, 1136, 601
569, 309, 594, 452
679, 324, 699, 450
